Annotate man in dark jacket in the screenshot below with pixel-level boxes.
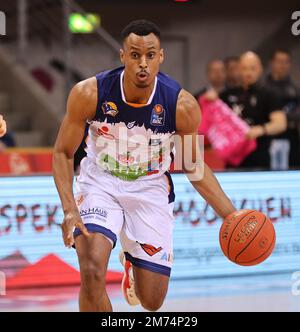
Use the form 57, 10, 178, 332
221, 52, 287, 169
264, 49, 300, 169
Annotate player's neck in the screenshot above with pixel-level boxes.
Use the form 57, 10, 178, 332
122, 72, 156, 104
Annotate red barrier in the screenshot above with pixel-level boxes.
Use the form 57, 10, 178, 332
0, 148, 53, 175
0, 147, 224, 176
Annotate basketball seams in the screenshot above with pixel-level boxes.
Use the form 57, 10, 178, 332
226, 210, 255, 259
237, 232, 275, 265
234, 216, 267, 262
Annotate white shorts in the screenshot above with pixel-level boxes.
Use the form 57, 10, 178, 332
73, 158, 175, 277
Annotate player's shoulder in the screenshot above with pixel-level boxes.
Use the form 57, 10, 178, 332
176, 89, 201, 133
71, 76, 97, 100
68, 77, 97, 120
157, 71, 181, 93
177, 89, 200, 114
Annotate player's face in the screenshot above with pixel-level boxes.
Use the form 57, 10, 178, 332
120, 33, 164, 88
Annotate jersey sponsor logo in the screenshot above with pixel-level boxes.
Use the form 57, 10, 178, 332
97, 125, 115, 139
160, 252, 173, 263
150, 104, 165, 126
139, 243, 163, 256
80, 207, 108, 220
102, 101, 119, 117
126, 121, 136, 129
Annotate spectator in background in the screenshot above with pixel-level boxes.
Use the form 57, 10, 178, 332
224, 56, 241, 89
0, 115, 15, 152
264, 49, 300, 169
221, 51, 287, 169
0, 115, 6, 137
194, 59, 226, 99
0, 131, 16, 151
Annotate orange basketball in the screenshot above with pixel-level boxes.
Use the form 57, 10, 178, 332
219, 210, 276, 266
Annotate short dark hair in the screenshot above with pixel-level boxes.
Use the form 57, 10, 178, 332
224, 56, 239, 66
270, 48, 291, 60
206, 59, 224, 72
121, 19, 161, 41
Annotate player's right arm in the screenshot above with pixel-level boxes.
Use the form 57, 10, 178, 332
53, 77, 97, 247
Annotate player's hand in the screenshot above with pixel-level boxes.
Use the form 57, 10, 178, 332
246, 125, 264, 140
0, 115, 7, 137
62, 209, 89, 248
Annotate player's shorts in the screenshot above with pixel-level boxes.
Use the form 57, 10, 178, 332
73, 157, 175, 277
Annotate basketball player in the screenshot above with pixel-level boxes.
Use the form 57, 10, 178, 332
0, 115, 7, 137
53, 20, 236, 312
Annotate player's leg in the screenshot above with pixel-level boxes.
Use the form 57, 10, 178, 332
72, 158, 126, 311
73, 183, 124, 311
75, 233, 113, 312
119, 249, 170, 311
119, 172, 175, 311
132, 265, 169, 311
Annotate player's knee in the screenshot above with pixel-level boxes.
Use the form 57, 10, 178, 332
140, 296, 165, 312
80, 262, 106, 290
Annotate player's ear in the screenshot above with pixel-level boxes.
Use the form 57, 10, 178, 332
159, 48, 164, 64
120, 49, 125, 65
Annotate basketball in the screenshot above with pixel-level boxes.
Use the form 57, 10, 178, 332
219, 210, 276, 266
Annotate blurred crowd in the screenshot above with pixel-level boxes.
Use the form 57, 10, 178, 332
195, 49, 300, 170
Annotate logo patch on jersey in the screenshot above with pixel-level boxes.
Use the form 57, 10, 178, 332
96, 125, 115, 139
139, 243, 163, 256
150, 104, 165, 126
102, 101, 119, 117
126, 121, 136, 129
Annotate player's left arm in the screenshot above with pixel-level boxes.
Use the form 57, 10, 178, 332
175, 89, 236, 219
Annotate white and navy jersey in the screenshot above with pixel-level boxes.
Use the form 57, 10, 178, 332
84, 66, 181, 181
